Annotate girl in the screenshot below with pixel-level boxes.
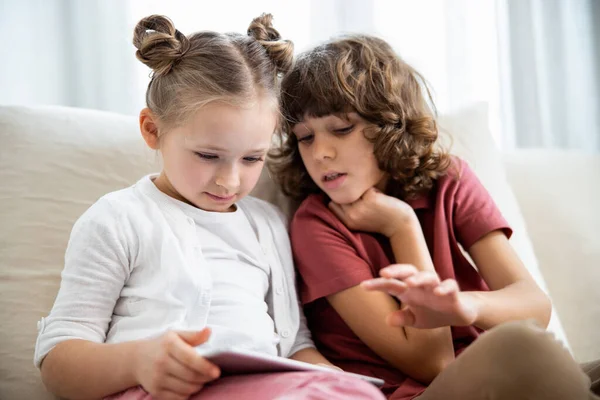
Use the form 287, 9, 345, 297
270, 34, 600, 399
34, 15, 384, 400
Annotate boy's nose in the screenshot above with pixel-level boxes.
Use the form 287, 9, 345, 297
313, 137, 336, 161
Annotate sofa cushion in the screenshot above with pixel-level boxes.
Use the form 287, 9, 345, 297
0, 106, 156, 400
504, 149, 600, 362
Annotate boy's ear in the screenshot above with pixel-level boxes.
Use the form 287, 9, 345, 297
139, 108, 161, 150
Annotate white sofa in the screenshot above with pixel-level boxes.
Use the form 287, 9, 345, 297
0, 104, 598, 400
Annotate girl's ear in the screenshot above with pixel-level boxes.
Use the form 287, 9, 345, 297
139, 108, 161, 150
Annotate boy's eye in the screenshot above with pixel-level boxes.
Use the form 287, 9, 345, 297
334, 125, 354, 134
297, 134, 314, 144
195, 152, 218, 160
243, 156, 264, 163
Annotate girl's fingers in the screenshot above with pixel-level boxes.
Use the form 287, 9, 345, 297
167, 357, 211, 384
162, 374, 202, 396
387, 308, 416, 327
361, 278, 408, 297
168, 336, 220, 380
177, 328, 212, 347
379, 264, 418, 280
433, 279, 459, 296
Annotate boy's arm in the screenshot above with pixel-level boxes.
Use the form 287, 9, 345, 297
327, 284, 454, 383
464, 231, 551, 330
363, 160, 551, 331
327, 221, 458, 385
294, 201, 454, 384
362, 231, 551, 331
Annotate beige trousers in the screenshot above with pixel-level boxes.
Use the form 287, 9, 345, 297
415, 321, 600, 400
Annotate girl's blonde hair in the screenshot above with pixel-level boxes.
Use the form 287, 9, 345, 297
269, 35, 451, 201
133, 13, 293, 129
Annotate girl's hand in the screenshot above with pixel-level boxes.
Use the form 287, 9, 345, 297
328, 188, 416, 238
362, 264, 479, 329
134, 328, 220, 400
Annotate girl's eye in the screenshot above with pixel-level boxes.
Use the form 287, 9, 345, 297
243, 156, 264, 163
334, 125, 354, 134
297, 134, 314, 144
195, 152, 218, 160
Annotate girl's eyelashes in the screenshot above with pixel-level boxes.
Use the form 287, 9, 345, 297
195, 152, 218, 160
243, 156, 264, 163
195, 152, 264, 164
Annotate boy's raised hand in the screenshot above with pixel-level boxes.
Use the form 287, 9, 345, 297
328, 187, 416, 238
362, 264, 479, 329
134, 327, 220, 400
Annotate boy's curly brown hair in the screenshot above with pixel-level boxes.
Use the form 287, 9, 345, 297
269, 35, 451, 202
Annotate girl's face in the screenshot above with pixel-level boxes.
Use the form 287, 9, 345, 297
149, 99, 277, 212
292, 113, 387, 205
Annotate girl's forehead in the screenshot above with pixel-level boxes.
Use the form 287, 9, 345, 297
175, 101, 276, 150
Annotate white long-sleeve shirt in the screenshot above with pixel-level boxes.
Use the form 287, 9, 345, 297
34, 175, 314, 367
187, 187, 278, 355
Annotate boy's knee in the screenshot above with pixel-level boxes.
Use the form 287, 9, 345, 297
482, 320, 550, 356
472, 321, 561, 381
477, 321, 590, 399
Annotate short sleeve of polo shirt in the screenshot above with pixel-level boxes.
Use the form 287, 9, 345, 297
452, 160, 513, 249
291, 197, 375, 304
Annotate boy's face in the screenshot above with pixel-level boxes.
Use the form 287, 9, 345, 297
151, 99, 276, 212
292, 113, 387, 205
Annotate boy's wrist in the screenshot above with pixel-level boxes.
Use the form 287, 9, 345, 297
457, 291, 482, 326
386, 208, 419, 238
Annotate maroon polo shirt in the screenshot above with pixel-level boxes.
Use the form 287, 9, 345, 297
291, 158, 512, 400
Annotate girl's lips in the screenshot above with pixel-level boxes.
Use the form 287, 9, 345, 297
205, 193, 236, 202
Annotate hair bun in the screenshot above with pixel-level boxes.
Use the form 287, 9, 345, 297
248, 13, 294, 75
133, 15, 191, 76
